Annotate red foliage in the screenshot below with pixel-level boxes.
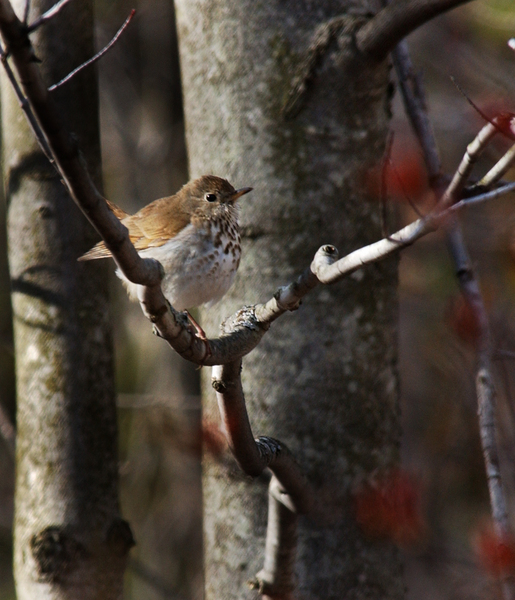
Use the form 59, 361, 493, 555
367, 145, 428, 204
446, 295, 481, 347
475, 526, 515, 577
353, 469, 424, 546
470, 95, 515, 139
201, 421, 227, 458
494, 112, 515, 140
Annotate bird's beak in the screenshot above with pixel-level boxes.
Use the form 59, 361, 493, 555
229, 187, 253, 202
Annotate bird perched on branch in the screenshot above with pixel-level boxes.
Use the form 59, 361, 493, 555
79, 175, 252, 319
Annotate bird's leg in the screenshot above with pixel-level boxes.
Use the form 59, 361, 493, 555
184, 311, 212, 361
185, 310, 206, 340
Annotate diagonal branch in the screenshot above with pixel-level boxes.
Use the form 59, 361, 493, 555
356, 0, 474, 62
48, 9, 135, 91
392, 36, 515, 600
26, 0, 72, 32
1, 0, 514, 372
1, 0, 512, 368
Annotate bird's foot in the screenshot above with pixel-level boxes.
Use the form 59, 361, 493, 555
184, 311, 212, 362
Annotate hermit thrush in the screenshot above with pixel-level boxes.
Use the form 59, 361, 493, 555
79, 175, 252, 313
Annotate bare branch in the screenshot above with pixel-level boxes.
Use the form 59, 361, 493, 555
211, 360, 313, 514
393, 35, 515, 600
212, 359, 312, 596
356, 0, 474, 62
27, 0, 73, 32
48, 9, 135, 91
451, 76, 515, 142
0, 0, 513, 370
391, 40, 442, 182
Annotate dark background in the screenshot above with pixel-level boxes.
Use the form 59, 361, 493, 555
1, 1, 515, 598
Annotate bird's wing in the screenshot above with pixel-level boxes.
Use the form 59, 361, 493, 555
78, 195, 192, 261
78, 199, 129, 261
106, 199, 129, 220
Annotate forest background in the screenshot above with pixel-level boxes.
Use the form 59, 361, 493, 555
1, 0, 515, 598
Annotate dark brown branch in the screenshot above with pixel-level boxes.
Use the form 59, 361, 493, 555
392, 41, 442, 182
212, 359, 312, 596
211, 360, 313, 515
356, 0, 474, 62
48, 9, 135, 91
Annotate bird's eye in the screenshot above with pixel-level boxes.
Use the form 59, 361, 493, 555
205, 193, 217, 202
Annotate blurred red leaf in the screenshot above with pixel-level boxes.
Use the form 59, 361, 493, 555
202, 421, 226, 458
353, 469, 424, 546
367, 147, 428, 203
446, 295, 481, 347
495, 112, 515, 140
475, 526, 515, 577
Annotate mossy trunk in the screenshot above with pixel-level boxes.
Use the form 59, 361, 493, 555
175, 1, 403, 599
1, 1, 131, 598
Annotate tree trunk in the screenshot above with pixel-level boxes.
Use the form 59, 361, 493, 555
175, 2, 402, 599
1, 1, 132, 598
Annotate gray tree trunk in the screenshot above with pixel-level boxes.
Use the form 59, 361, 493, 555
175, 2, 402, 599
1, 1, 132, 598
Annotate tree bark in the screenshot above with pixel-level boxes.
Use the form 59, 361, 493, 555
175, 2, 402, 599
1, 1, 132, 598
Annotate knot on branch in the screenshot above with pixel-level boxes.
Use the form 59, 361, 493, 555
212, 378, 227, 393
30, 526, 85, 582
221, 305, 263, 335
256, 436, 282, 466
311, 244, 339, 280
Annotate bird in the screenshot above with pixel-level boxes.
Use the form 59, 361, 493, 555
79, 175, 252, 325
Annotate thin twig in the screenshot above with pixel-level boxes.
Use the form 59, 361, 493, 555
48, 9, 135, 91
27, 0, 73, 32
450, 76, 515, 142
391, 160, 424, 217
